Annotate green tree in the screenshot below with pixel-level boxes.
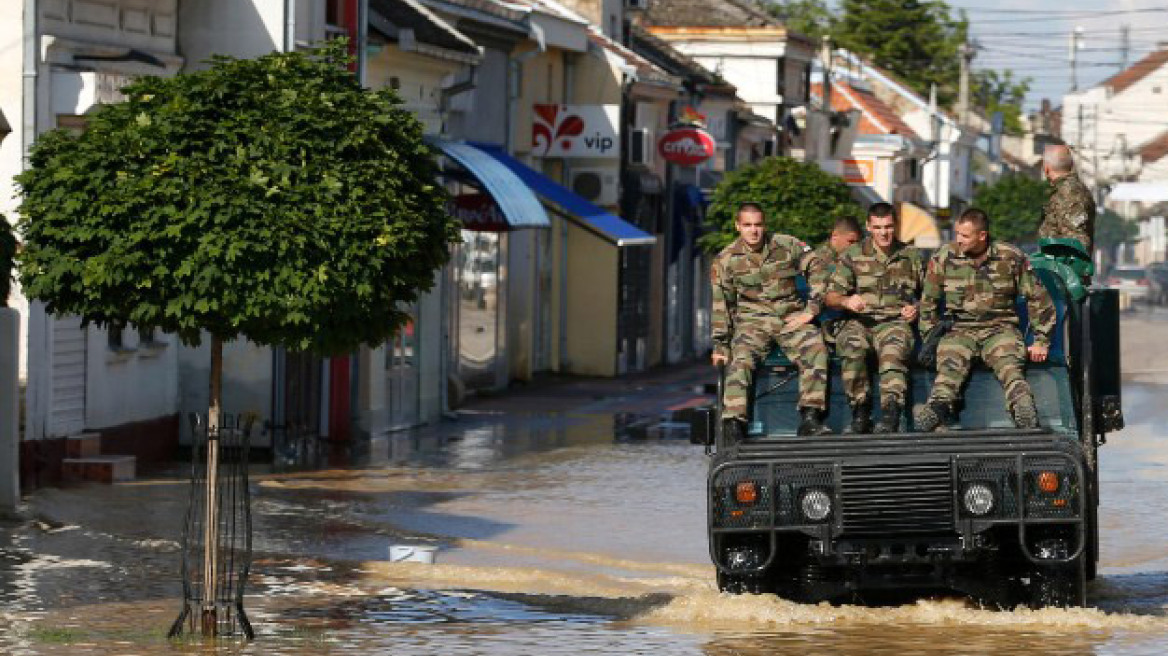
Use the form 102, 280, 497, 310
833, 0, 969, 106
16, 42, 458, 418
762, 0, 834, 40
1096, 209, 1138, 253
701, 156, 863, 252
973, 69, 1032, 136
971, 174, 1048, 244
0, 216, 13, 307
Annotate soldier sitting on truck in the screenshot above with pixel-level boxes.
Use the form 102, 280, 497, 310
824, 203, 924, 434
711, 203, 832, 440
915, 208, 1056, 431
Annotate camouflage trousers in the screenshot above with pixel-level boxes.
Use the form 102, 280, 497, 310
927, 324, 1034, 410
723, 316, 829, 420
836, 319, 913, 407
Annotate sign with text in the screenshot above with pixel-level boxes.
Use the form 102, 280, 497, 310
842, 158, 876, 185
449, 194, 509, 232
532, 104, 620, 158
658, 127, 716, 167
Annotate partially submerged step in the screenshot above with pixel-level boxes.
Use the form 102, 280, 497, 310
62, 455, 136, 483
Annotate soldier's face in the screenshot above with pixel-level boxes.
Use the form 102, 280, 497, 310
867, 215, 897, 250
736, 211, 766, 248
829, 229, 861, 254
954, 221, 988, 256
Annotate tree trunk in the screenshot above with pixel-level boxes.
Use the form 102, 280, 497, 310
202, 335, 223, 636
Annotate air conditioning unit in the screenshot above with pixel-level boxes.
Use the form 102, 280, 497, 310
625, 0, 650, 11
570, 167, 620, 206
630, 128, 654, 167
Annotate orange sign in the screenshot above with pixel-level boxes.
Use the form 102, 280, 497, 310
842, 158, 875, 185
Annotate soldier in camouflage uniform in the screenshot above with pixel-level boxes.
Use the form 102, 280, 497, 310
1039, 144, 1096, 252
712, 203, 831, 439
915, 208, 1056, 432
807, 217, 863, 346
826, 203, 924, 434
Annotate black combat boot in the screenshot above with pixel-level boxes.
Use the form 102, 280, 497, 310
1011, 398, 1040, 429
845, 399, 872, 434
721, 418, 746, 444
873, 400, 902, 434
913, 400, 950, 432
797, 407, 832, 436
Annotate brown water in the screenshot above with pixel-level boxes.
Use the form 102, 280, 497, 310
3, 382, 1168, 654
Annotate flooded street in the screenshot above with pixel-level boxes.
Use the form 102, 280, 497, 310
4, 311, 1168, 654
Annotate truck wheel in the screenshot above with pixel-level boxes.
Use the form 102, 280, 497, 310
716, 570, 770, 595
1028, 557, 1087, 608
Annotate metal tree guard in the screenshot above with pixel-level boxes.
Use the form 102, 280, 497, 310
170, 412, 256, 640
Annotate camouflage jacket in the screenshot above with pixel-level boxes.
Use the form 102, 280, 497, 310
711, 233, 822, 358
1039, 173, 1096, 252
920, 241, 1055, 347
806, 242, 840, 300
827, 238, 924, 323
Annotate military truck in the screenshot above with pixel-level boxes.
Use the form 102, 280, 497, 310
691, 241, 1122, 608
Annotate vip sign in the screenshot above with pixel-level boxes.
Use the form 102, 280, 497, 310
533, 104, 620, 158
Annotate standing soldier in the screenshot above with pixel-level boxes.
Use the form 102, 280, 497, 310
915, 208, 1055, 431
711, 203, 832, 440
1039, 144, 1096, 252
825, 203, 924, 434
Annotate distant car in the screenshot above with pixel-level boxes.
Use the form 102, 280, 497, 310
1105, 264, 1150, 302
1148, 263, 1168, 305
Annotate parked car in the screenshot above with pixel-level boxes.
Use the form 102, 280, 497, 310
1105, 264, 1150, 303
1148, 263, 1168, 305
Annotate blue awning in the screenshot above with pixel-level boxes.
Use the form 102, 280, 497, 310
469, 143, 657, 247
427, 137, 550, 229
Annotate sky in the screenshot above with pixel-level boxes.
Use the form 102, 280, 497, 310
946, 0, 1168, 111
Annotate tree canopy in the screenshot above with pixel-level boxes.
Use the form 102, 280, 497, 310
1096, 209, 1138, 254
0, 216, 14, 307
971, 174, 1048, 244
973, 69, 1032, 136
16, 42, 458, 354
701, 156, 863, 252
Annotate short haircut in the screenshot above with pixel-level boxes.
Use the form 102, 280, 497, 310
957, 207, 989, 233
867, 202, 896, 221
736, 202, 765, 220
833, 216, 863, 235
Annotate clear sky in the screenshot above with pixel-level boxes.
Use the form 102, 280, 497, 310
948, 0, 1168, 111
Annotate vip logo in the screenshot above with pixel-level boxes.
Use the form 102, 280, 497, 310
532, 104, 620, 158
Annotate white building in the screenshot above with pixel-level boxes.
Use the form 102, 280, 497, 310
1062, 44, 1168, 189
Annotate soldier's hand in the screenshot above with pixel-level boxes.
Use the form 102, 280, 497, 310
843, 295, 866, 313
1028, 344, 1049, 363
901, 304, 919, 322
785, 312, 814, 327
712, 353, 728, 367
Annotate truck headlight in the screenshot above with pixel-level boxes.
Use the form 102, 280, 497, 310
800, 489, 832, 522
963, 483, 995, 516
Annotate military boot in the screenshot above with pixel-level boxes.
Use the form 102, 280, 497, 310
913, 400, 951, 432
873, 400, 903, 434
797, 407, 832, 436
1011, 398, 1040, 429
721, 418, 746, 444
845, 399, 872, 434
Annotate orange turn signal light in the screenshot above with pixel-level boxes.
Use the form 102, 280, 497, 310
736, 481, 759, 504
1037, 471, 1060, 494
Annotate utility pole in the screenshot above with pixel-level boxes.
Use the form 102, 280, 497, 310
958, 41, 974, 126
1069, 26, 1084, 91
1120, 23, 1130, 71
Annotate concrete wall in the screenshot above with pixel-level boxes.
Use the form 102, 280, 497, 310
564, 223, 617, 376
85, 328, 179, 429
178, 0, 282, 67
0, 2, 27, 383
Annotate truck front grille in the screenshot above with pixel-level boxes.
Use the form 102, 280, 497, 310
840, 462, 955, 536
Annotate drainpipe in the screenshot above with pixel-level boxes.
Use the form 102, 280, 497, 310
23, 0, 45, 443
284, 0, 296, 52
504, 23, 545, 155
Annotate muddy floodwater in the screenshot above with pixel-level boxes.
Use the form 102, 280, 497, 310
4, 319, 1168, 654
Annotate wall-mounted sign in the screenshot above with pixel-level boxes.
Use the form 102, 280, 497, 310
678, 106, 707, 127
658, 127, 716, 167
449, 194, 509, 232
842, 158, 876, 185
533, 104, 620, 158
